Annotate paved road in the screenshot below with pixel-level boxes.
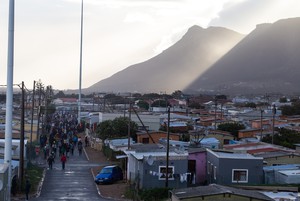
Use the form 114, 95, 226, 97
30, 150, 112, 201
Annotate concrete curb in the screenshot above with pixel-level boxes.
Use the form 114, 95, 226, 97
34, 168, 46, 198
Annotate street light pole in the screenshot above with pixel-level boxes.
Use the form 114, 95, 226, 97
78, 0, 84, 124
5, 0, 15, 200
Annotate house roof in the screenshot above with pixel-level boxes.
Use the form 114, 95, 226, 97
136, 131, 179, 136
278, 169, 300, 176
125, 144, 188, 160
253, 150, 299, 158
263, 164, 300, 171
247, 147, 279, 154
207, 149, 263, 160
224, 142, 298, 158
57, 98, 78, 103
188, 147, 206, 154
171, 184, 273, 201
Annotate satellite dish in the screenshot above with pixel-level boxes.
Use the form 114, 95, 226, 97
179, 145, 185, 152
147, 155, 154, 166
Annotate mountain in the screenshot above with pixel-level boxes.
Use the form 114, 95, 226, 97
87, 26, 244, 94
185, 17, 300, 95
86, 17, 300, 96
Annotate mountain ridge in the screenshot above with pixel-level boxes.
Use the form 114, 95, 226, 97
86, 25, 244, 94
185, 17, 300, 95
82, 17, 300, 96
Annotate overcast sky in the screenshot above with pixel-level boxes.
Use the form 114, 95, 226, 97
0, 0, 299, 90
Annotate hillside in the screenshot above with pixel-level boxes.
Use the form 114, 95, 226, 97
84, 17, 300, 96
86, 26, 244, 94
185, 17, 300, 95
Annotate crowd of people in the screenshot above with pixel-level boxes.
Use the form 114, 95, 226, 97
39, 111, 88, 170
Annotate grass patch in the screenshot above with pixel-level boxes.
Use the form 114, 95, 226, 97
24, 162, 44, 192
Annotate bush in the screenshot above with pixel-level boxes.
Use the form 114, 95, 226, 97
139, 187, 171, 201
24, 163, 44, 192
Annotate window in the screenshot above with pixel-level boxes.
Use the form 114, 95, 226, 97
142, 138, 149, 144
159, 166, 174, 180
207, 162, 210, 174
214, 166, 217, 180
232, 169, 248, 183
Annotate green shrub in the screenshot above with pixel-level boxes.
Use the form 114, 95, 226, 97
139, 187, 171, 201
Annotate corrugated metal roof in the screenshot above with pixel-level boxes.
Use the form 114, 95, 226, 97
171, 184, 273, 200
208, 149, 262, 160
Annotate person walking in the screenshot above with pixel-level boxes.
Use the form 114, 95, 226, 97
47, 154, 55, 169
60, 153, 67, 170
70, 142, 74, 156
78, 140, 83, 156
25, 179, 31, 200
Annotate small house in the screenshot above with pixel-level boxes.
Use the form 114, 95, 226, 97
206, 149, 264, 185
170, 184, 273, 201
124, 144, 188, 189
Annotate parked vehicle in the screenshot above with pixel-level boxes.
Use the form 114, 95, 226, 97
95, 165, 123, 184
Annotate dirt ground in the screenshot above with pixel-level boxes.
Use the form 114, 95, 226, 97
84, 145, 131, 200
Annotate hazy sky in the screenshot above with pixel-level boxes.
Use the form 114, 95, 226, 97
0, 0, 299, 90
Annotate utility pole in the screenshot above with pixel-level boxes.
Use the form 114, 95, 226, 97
29, 80, 36, 163
260, 109, 264, 141
165, 106, 170, 188
19, 81, 25, 191
272, 104, 276, 144
214, 97, 217, 131
36, 84, 42, 143
127, 98, 132, 150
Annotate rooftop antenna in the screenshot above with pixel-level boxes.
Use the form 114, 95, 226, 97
146, 155, 154, 166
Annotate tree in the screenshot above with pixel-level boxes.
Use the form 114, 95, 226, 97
279, 96, 287, 103
142, 93, 160, 99
245, 102, 257, 108
55, 90, 65, 98
217, 122, 245, 139
104, 94, 125, 104
95, 120, 115, 140
215, 95, 227, 100
137, 100, 149, 110
151, 99, 169, 107
95, 117, 138, 141
262, 128, 300, 149
188, 102, 204, 109
172, 90, 183, 98
281, 101, 300, 115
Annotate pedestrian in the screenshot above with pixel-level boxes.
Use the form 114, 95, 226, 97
60, 153, 67, 170
47, 154, 55, 169
85, 135, 89, 147
78, 140, 83, 156
66, 143, 70, 158
25, 179, 31, 200
70, 142, 74, 156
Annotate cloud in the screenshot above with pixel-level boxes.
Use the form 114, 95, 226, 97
208, 0, 300, 34
124, 13, 155, 24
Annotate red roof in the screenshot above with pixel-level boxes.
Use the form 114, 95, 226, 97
247, 147, 280, 154
224, 142, 261, 149
60, 98, 78, 103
